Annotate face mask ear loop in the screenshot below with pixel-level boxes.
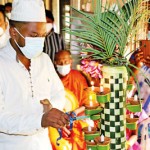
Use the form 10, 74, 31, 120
14, 28, 25, 39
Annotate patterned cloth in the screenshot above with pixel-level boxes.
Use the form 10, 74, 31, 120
101, 66, 128, 150
137, 65, 150, 115
138, 118, 150, 150
135, 65, 150, 149
44, 29, 65, 62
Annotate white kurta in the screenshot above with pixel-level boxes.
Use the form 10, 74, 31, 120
0, 41, 66, 150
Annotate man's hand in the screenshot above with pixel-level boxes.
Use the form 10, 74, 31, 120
143, 56, 150, 67
134, 49, 144, 65
41, 108, 69, 129
134, 50, 150, 67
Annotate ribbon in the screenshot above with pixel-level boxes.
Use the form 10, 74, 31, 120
67, 111, 77, 130
56, 128, 62, 146
56, 112, 77, 146
56, 112, 91, 145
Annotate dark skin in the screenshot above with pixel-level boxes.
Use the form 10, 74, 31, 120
9, 22, 69, 129
9, 22, 47, 70
134, 49, 150, 68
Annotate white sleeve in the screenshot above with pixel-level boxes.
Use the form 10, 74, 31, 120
0, 88, 44, 136
0, 91, 43, 135
48, 59, 66, 111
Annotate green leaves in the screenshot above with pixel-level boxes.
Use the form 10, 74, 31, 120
64, 0, 147, 66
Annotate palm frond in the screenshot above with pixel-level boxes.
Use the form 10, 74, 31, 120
64, 0, 148, 66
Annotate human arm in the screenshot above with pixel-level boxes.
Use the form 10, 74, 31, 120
0, 57, 68, 136
74, 106, 85, 116
130, 49, 150, 68
41, 108, 69, 129
143, 56, 150, 68
0, 90, 44, 135
0, 92, 69, 136
40, 99, 69, 129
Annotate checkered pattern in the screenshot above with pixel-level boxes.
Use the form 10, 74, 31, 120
101, 66, 128, 150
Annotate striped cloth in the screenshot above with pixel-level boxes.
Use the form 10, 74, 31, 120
43, 29, 65, 62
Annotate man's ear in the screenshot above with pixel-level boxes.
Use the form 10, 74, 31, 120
9, 27, 17, 39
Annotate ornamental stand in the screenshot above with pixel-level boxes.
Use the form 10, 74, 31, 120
100, 66, 128, 150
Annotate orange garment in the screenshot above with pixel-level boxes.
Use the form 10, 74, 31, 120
49, 120, 88, 150
63, 120, 88, 150
60, 70, 89, 150
61, 70, 89, 107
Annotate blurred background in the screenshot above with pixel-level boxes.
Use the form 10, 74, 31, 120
0, 0, 149, 68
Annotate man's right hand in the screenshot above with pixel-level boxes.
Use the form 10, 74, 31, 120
41, 108, 69, 129
143, 56, 150, 67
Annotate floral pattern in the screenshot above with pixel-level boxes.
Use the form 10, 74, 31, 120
80, 59, 103, 79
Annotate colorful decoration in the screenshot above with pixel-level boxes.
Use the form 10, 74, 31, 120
56, 112, 77, 146
80, 59, 103, 79
100, 66, 128, 150
49, 88, 88, 150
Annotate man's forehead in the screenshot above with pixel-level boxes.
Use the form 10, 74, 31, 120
57, 55, 70, 59
56, 53, 71, 60
20, 22, 46, 31
26, 22, 46, 27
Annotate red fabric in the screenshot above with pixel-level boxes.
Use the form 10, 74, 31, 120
61, 70, 89, 106
63, 120, 88, 150
60, 70, 89, 150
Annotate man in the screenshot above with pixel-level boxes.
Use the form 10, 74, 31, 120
0, 7, 8, 48
0, 0, 69, 150
44, 10, 65, 62
55, 50, 89, 107
4, 2, 12, 20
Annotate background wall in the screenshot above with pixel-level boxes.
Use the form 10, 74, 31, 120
0, 0, 60, 33
0, 0, 12, 5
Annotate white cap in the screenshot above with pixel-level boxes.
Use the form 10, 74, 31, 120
10, 0, 46, 22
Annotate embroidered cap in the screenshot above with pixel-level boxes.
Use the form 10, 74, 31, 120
10, 0, 46, 22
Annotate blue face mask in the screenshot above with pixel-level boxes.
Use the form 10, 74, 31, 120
14, 28, 45, 59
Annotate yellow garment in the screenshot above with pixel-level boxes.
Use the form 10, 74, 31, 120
63, 88, 79, 112
49, 88, 88, 150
